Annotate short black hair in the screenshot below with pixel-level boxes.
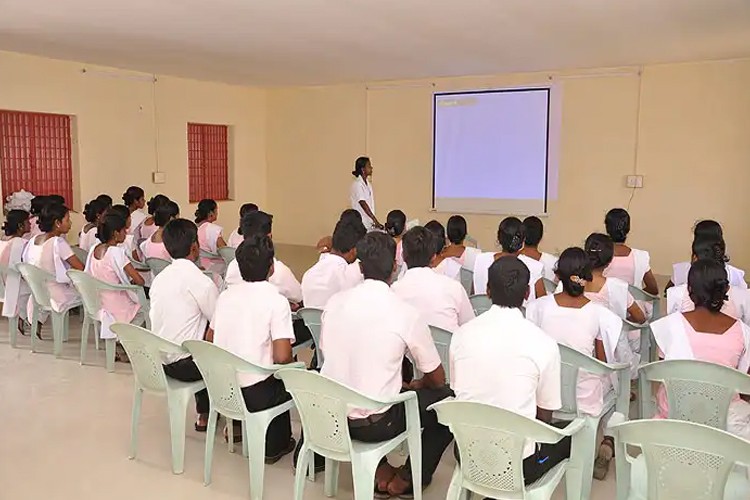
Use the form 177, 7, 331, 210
162, 218, 198, 259
154, 201, 180, 227
96, 212, 128, 243
605, 208, 630, 243
402, 226, 437, 269
694, 220, 723, 241
497, 217, 525, 253
147, 194, 171, 215
38, 204, 69, 232
356, 232, 396, 282
692, 237, 728, 264
83, 199, 107, 223
556, 247, 592, 297
446, 215, 467, 245
424, 220, 446, 255
240, 210, 273, 238
332, 219, 366, 254
584, 233, 614, 270
522, 216, 544, 247
122, 186, 145, 206
235, 234, 275, 282
2, 209, 29, 237
385, 210, 406, 238
339, 209, 362, 224
688, 259, 729, 313
487, 256, 530, 308
352, 156, 370, 177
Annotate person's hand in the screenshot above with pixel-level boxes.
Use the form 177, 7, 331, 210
290, 302, 301, 312
407, 378, 424, 390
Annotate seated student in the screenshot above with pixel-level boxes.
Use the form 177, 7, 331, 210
1, 210, 31, 333
320, 232, 452, 497
227, 203, 258, 248
385, 209, 407, 276
473, 217, 546, 301
140, 201, 179, 262
316, 209, 362, 253
23, 203, 85, 330
603, 208, 659, 295
391, 226, 474, 332
442, 215, 482, 273
79, 198, 107, 251
451, 255, 565, 485
26, 194, 64, 240
108, 204, 136, 259
150, 218, 218, 431
651, 258, 750, 441
194, 199, 227, 274
520, 216, 558, 283
425, 220, 461, 281
134, 194, 170, 248
301, 218, 366, 309
526, 248, 623, 479
212, 235, 298, 461
122, 186, 147, 235
85, 212, 147, 353
669, 220, 747, 289
667, 237, 750, 322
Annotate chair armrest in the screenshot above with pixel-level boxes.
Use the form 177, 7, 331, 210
245, 361, 306, 376
553, 416, 586, 437
266, 361, 307, 372
623, 319, 648, 329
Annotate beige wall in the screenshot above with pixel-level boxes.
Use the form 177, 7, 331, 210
266, 60, 750, 275
0, 50, 267, 236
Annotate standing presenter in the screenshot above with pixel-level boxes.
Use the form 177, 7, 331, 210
350, 156, 383, 230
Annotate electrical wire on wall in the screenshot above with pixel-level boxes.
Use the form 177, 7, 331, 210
627, 67, 644, 211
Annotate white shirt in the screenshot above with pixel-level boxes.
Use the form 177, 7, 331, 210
227, 229, 243, 248
672, 261, 747, 289
225, 257, 303, 303
321, 280, 441, 418
350, 176, 375, 230
78, 226, 99, 252
460, 246, 482, 272
473, 253, 545, 301
301, 253, 359, 309
212, 281, 296, 387
149, 259, 218, 363
540, 252, 559, 283
129, 209, 147, 235
391, 266, 475, 332
450, 306, 561, 457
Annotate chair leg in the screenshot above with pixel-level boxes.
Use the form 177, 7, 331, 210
446, 465, 463, 500
94, 321, 100, 350
29, 304, 38, 353
9, 315, 18, 348
204, 410, 218, 485
129, 387, 143, 459
566, 416, 597, 500
324, 458, 339, 497
52, 312, 63, 358
350, 455, 378, 500
80, 316, 90, 365
246, 418, 269, 500
242, 420, 249, 458
407, 432, 423, 500
62, 310, 70, 342
105, 339, 116, 372
166, 389, 190, 474
227, 419, 235, 453
293, 445, 312, 500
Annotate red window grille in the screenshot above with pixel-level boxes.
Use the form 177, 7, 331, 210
188, 123, 229, 203
0, 110, 74, 207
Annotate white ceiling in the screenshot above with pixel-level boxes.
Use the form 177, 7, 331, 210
1, 0, 750, 86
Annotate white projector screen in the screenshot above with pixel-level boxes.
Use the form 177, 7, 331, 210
432, 88, 551, 214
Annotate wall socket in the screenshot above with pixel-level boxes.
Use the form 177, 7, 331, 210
626, 175, 644, 188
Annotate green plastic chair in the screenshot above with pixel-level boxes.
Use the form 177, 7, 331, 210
628, 285, 661, 363
17, 263, 80, 357
429, 325, 452, 383
296, 307, 323, 369
128, 255, 150, 273
110, 323, 206, 475
67, 269, 150, 371
0, 264, 21, 348
459, 268, 473, 296
542, 277, 557, 295
610, 419, 750, 500
274, 369, 423, 500
70, 245, 89, 264
218, 246, 236, 266
430, 400, 587, 500
554, 344, 630, 499
469, 294, 491, 316
182, 340, 305, 500
637, 360, 750, 428
145, 257, 171, 277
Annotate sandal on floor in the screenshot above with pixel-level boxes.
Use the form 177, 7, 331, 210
593, 440, 614, 480
374, 486, 392, 499
265, 437, 297, 465
194, 415, 208, 432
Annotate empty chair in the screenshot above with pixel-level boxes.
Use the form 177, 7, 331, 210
469, 294, 491, 316
274, 369, 423, 500
145, 257, 170, 277
611, 419, 750, 500
182, 340, 304, 500
296, 307, 323, 369
430, 400, 586, 500
111, 323, 206, 475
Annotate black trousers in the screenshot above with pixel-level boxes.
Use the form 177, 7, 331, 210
163, 356, 209, 414
241, 376, 293, 457
292, 318, 312, 345
348, 386, 453, 487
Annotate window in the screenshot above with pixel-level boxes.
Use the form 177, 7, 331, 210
188, 123, 229, 202
0, 110, 74, 206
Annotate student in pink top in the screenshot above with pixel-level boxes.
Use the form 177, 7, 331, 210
195, 199, 227, 274
79, 198, 107, 252
140, 201, 179, 262
652, 259, 750, 441
122, 186, 147, 236
227, 203, 258, 248
26, 195, 65, 241
1, 210, 31, 333
385, 209, 406, 277
133, 194, 170, 250
320, 232, 452, 497
603, 208, 658, 296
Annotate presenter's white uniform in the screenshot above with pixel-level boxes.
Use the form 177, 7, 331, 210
350, 176, 376, 230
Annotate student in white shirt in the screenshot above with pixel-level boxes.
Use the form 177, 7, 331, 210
150, 218, 218, 432
320, 232, 452, 497
301, 218, 366, 309
424, 220, 462, 281
349, 156, 383, 231
122, 186, 147, 235
227, 202, 258, 248
603, 208, 659, 296
212, 234, 298, 462
391, 226, 474, 332
521, 216, 558, 283
443, 215, 482, 275
451, 255, 566, 486
473, 217, 547, 301
79, 198, 107, 251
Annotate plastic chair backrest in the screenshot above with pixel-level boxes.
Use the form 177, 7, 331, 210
70, 245, 89, 263
16, 263, 53, 309
628, 285, 661, 318
612, 419, 750, 500
431, 400, 573, 498
429, 325, 452, 382
297, 307, 323, 367
218, 246, 236, 265
542, 278, 557, 295
110, 323, 185, 392
67, 269, 103, 318
0, 264, 7, 296
459, 268, 473, 296
469, 294, 492, 316
639, 360, 750, 429
145, 257, 170, 277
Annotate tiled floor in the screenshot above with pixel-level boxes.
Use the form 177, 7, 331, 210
0, 245, 620, 499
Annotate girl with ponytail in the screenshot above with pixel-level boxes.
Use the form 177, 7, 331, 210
194, 199, 227, 275
603, 208, 659, 296
122, 186, 147, 234
79, 198, 107, 251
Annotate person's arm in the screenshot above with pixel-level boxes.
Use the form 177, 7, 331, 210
594, 338, 607, 362
626, 302, 646, 324
405, 318, 445, 388
420, 364, 446, 389
535, 341, 562, 423
270, 297, 296, 365
457, 288, 476, 325
66, 255, 85, 271
316, 236, 333, 253
534, 278, 547, 298
204, 327, 214, 343
216, 235, 227, 249
358, 200, 382, 228
643, 270, 659, 296
123, 262, 145, 286
272, 339, 293, 365
270, 260, 303, 304
536, 407, 553, 424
